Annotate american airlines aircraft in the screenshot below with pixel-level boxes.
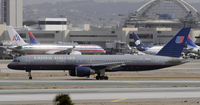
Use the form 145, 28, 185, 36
7, 26, 105, 55
8, 28, 190, 80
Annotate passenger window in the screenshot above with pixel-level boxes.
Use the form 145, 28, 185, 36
13, 59, 20, 62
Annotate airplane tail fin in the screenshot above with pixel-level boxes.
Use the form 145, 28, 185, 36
132, 33, 146, 51
156, 28, 191, 57
187, 35, 198, 49
28, 32, 40, 44
7, 26, 27, 46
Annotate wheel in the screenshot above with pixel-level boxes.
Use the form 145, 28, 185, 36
96, 76, 100, 80
100, 76, 104, 80
104, 76, 109, 80
29, 77, 32, 80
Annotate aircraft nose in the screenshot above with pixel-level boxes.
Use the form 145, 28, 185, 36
7, 62, 15, 69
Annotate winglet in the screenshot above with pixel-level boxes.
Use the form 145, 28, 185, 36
7, 26, 27, 46
156, 28, 191, 57
28, 32, 40, 44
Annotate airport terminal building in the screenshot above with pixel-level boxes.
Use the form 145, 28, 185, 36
0, 0, 200, 53
123, 0, 200, 46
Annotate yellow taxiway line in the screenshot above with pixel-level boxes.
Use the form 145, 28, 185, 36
111, 98, 127, 102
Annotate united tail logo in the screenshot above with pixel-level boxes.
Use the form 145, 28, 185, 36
175, 36, 184, 44
13, 34, 20, 41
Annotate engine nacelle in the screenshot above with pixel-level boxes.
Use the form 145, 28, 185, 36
69, 66, 95, 77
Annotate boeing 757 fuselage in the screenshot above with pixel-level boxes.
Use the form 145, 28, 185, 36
8, 54, 186, 80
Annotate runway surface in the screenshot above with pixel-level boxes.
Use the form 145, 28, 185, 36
1, 80, 200, 86
1, 80, 200, 89
0, 60, 200, 104
1, 88, 200, 105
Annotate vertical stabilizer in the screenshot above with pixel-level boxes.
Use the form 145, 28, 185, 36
156, 28, 191, 57
187, 35, 198, 48
132, 33, 146, 51
7, 26, 27, 46
29, 32, 40, 44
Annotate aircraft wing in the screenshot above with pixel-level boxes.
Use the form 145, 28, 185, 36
46, 48, 74, 54
46, 51, 62, 54
80, 62, 126, 70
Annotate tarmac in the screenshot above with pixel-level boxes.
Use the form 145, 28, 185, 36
1, 88, 200, 105
0, 59, 200, 105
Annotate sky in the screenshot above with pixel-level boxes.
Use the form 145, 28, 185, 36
23, 0, 147, 5
23, 0, 200, 5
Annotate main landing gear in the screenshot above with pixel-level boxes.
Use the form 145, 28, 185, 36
26, 70, 32, 80
95, 70, 109, 80
96, 76, 109, 80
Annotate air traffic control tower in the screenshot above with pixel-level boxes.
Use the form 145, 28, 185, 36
0, 0, 23, 27
123, 0, 200, 46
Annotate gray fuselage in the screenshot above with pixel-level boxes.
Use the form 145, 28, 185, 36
8, 54, 186, 72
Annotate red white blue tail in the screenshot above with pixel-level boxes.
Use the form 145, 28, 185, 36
187, 35, 198, 49
29, 32, 40, 44
156, 28, 191, 57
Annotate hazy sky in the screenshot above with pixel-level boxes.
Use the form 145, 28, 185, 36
23, 0, 200, 5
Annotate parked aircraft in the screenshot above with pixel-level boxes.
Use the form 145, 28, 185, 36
132, 33, 163, 54
186, 35, 200, 55
28, 32, 39, 44
133, 32, 200, 55
8, 27, 190, 80
28, 32, 105, 54
7, 26, 105, 55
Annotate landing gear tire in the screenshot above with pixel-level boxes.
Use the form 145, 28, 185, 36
96, 76, 100, 80
29, 76, 32, 80
26, 70, 32, 80
100, 76, 104, 80
96, 76, 109, 80
96, 70, 108, 80
104, 76, 108, 80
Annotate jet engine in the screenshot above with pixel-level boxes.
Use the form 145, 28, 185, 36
69, 66, 95, 77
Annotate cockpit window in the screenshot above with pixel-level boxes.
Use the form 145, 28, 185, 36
13, 59, 20, 62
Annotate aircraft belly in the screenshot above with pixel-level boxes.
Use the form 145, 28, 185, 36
29, 65, 74, 70
108, 65, 172, 72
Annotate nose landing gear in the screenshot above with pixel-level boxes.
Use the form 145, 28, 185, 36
26, 70, 32, 80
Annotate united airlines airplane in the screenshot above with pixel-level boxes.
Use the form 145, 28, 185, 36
7, 26, 105, 55
8, 28, 190, 80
